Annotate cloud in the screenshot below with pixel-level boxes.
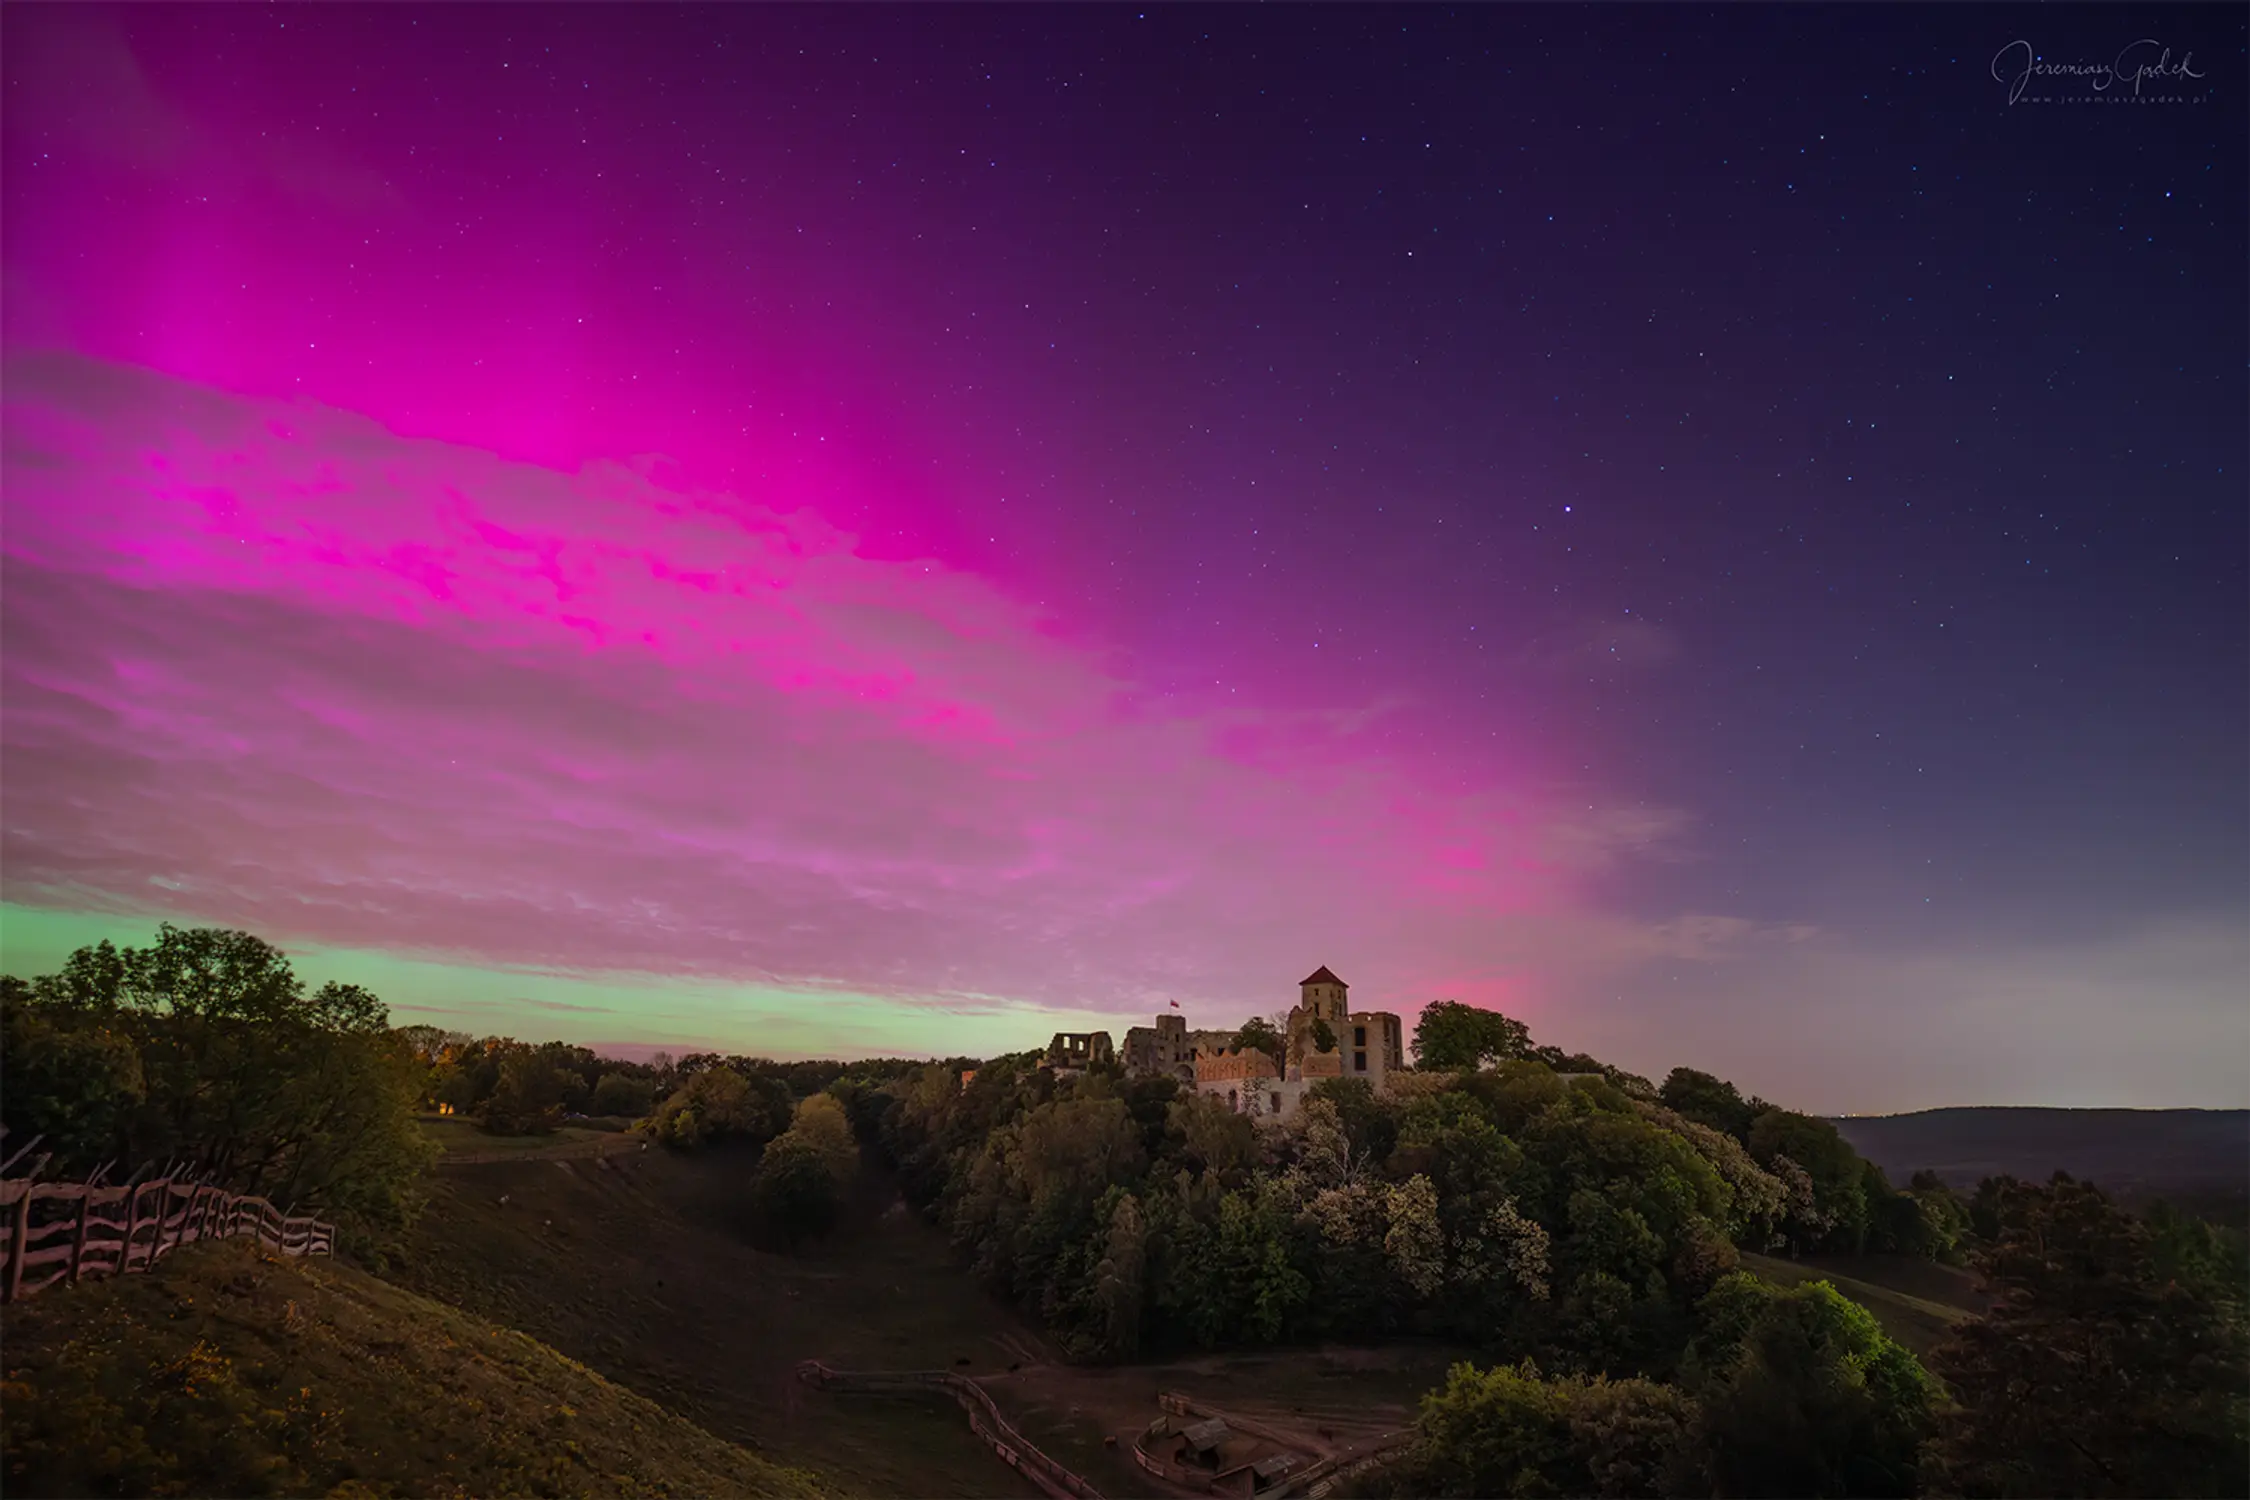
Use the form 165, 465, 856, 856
10, 354, 2234, 1112
510, 996, 613, 1015
2, 353, 1691, 1024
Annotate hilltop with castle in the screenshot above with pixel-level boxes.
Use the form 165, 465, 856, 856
1035, 966, 1403, 1121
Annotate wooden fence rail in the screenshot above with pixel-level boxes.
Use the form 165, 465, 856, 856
0, 1173, 337, 1304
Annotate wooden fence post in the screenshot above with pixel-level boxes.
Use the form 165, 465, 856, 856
69, 1184, 92, 1283
157, 1180, 178, 1261
5, 1184, 28, 1303
0, 1166, 334, 1302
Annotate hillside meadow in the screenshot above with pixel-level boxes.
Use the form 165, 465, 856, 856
0, 1237, 828, 1500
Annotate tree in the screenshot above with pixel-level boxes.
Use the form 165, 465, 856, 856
787, 1093, 860, 1182
1903, 1171, 1971, 1263
1926, 1176, 2249, 1498
1570, 1377, 1708, 1498
1634, 1098, 1787, 1248
1, 978, 146, 1165
2143, 1199, 2250, 1315
1169, 1092, 1257, 1179
1385, 1174, 1446, 1299
748, 1136, 841, 1248
1658, 1068, 1761, 1142
1233, 1016, 1284, 1061
1214, 1187, 1311, 1342
1309, 1016, 1338, 1053
1747, 1110, 1869, 1253
1391, 1359, 1710, 1500
745, 1093, 862, 1249
1402, 1360, 1589, 1498
590, 1071, 658, 1118
1412, 1001, 1532, 1070
1308, 1075, 1397, 1163
1092, 1191, 1148, 1356
476, 1045, 569, 1135
649, 1066, 792, 1147
2, 927, 432, 1243
1700, 1279, 1935, 1498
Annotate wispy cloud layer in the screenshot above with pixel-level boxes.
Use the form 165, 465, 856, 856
7, 354, 2241, 1110
3, 353, 1682, 1022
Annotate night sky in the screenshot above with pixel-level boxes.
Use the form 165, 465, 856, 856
3, 6, 2243, 1111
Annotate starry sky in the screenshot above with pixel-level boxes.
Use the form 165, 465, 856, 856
3, 6, 2243, 1112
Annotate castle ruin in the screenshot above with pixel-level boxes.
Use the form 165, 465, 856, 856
1118, 966, 1403, 1121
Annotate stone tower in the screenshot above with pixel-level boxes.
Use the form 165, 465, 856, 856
1286, 965, 1350, 1072
1299, 965, 1349, 1023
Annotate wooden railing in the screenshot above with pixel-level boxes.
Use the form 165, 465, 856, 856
796, 1359, 1105, 1500
0, 1170, 337, 1304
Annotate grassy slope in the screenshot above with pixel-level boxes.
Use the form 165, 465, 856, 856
393, 1144, 1048, 1499
0, 1238, 828, 1500
418, 1117, 630, 1158
1739, 1252, 1978, 1359
400, 1143, 1479, 1500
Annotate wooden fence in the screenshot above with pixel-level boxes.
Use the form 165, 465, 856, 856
796, 1359, 1105, 1500
1143, 1390, 1413, 1500
0, 1169, 337, 1304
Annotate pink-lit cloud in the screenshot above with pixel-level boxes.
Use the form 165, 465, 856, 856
3, 352, 1696, 1027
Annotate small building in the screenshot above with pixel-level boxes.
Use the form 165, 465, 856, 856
1180, 1417, 1232, 1469
1252, 1454, 1302, 1485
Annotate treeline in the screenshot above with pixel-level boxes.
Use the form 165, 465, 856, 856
399, 1030, 878, 1141
1374, 1170, 2249, 1498
1, 926, 432, 1245
0, 925, 927, 1253
853, 1005, 2247, 1497
857, 1037, 1968, 1369
406, 1033, 932, 1247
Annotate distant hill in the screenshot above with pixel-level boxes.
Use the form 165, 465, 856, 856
1833, 1107, 2249, 1212
0, 1238, 831, 1499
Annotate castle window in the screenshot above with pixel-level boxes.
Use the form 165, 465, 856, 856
1272, 1092, 1283, 1114
1354, 1026, 1366, 1047
1354, 1050, 1368, 1072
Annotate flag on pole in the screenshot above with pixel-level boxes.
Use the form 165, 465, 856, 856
1169, 998, 1180, 1008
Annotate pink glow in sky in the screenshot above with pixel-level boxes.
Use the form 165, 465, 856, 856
1, 12, 1681, 1040
6, 8, 2242, 1112
2, 350, 1668, 1025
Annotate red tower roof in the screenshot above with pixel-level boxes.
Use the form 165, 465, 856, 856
1299, 965, 1347, 987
